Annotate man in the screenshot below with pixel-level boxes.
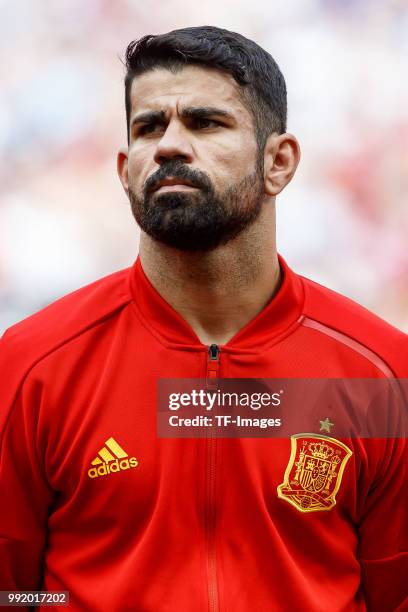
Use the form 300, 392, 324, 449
0, 26, 406, 611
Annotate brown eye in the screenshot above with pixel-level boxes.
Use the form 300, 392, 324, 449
138, 123, 164, 136
194, 118, 219, 129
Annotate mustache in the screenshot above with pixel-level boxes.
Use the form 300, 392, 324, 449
144, 161, 213, 196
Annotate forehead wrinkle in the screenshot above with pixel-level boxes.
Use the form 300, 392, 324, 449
130, 67, 252, 124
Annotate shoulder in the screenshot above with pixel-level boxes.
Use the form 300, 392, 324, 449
299, 274, 408, 376
0, 265, 134, 405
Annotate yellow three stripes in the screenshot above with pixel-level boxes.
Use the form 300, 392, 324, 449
91, 437, 128, 466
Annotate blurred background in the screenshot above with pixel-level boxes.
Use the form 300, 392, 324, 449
1, 0, 407, 335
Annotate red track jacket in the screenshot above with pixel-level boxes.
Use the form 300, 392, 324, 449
0, 255, 407, 611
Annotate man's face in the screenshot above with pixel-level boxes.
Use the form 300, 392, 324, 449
122, 65, 266, 251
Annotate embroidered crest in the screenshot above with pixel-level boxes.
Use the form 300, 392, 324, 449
277, 434, 352, 513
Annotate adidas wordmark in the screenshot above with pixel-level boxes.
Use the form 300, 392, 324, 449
88, 436, 138, 479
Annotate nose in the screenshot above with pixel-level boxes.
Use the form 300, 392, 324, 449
153, 120, 194, 165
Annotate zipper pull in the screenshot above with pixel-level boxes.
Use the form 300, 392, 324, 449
207, 344, 220, 386
209, 344, 220, 361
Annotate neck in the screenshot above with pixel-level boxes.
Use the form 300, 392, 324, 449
139, 204, 280, 346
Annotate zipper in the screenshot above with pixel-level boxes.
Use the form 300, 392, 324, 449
205, 344, 220, 612
207, 343, 220, 384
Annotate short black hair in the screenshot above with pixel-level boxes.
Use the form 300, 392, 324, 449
124, 26, 287, 150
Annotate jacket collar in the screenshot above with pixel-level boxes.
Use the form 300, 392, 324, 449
129, 254, 304, 352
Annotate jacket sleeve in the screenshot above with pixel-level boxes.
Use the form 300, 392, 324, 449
0, 331, 54, 590
357, 436, 408, 612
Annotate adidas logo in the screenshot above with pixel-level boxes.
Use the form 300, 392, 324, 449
88, 437, 138, 479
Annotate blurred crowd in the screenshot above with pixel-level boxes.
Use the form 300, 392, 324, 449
1, 0, 407, 334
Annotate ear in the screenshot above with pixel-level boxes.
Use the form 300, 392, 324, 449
117, 148, 129, 195
263, 133, 301, 196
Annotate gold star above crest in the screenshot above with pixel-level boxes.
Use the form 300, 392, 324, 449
319, 417, 334, 433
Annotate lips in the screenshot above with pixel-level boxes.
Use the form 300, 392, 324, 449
152, 177, 197, 192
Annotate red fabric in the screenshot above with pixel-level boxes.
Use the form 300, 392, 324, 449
0, 255, 407, 611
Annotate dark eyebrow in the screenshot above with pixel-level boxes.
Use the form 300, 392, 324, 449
130, 106, 235, 131
130, 110, 166, 128
181, 106, 234, 121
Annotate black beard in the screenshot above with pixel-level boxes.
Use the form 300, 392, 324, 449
128, 159, 265, 252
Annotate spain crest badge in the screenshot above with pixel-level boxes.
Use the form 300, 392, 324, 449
277, 434, 352, 513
